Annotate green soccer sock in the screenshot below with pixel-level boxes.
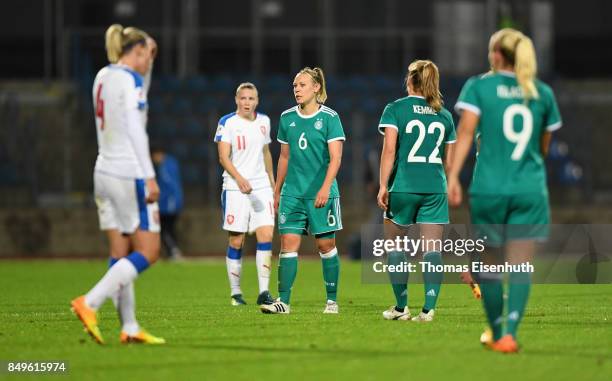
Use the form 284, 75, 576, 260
507, 271, 531, 339
388, 251, 409, 309
278, 252, 298, 304
320, 248, 340, 302
480, 273, 505, 340
423, 251, 443, 311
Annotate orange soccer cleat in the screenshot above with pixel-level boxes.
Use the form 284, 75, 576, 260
489, 334, 519, 354
120, 330, 166, 344
70, 296, 104, 344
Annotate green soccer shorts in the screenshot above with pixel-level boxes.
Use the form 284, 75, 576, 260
278, 195, 343, 236
469, 192, 550, 246
384, 192, 449, 226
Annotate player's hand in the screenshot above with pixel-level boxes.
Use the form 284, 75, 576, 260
447, 176, 462, 207
314, 187, 330, 208
273, 190, 281, 214
146, 178, 160, 203
236, 177, 252, 194
377, 186, 389, 211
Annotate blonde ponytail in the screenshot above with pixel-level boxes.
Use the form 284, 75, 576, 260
407, 59, 443, 112
489, 28, 539, 99
104, 23, 149, 64
514, 37, 539, 99
105, 24, 124, 63
298, 66, 328, 104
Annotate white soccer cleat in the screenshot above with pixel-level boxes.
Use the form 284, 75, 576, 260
382, 306, 411, 320
323, 300, 339, 314
411, 309, 435, 322
260, 299, 290, 314
480, 328, 493, 346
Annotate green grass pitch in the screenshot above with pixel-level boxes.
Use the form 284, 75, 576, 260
0, 259, 610, 380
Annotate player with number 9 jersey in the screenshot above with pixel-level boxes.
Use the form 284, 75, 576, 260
448, 28, 563, 353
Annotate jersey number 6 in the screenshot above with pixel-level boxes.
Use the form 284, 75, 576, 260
298, 132, 308, 150
405, 120, 444, 164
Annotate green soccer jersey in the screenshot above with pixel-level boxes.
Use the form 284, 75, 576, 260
378, 96, 456, 193
455, 71, 562, 195
277, 105, 346, 198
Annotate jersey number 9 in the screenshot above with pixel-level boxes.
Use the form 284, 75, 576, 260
503, 104, 533, 161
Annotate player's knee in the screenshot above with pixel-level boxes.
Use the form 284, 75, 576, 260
280, 235, 300, 252
228, 233, 245, 249
257, 230, 273, 244
316, 240, 336, 254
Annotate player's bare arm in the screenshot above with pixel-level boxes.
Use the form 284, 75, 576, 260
314, 140, 342, 208
218, 141, 252, 194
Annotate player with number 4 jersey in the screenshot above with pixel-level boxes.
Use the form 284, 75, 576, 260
261, 67, 344, 315
377, 60, 455, 323
448, 28, 562, 353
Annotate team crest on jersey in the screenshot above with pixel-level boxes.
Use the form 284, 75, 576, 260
314, 119, 323, 130
226, 214, 235, 225
260, 125, 266, 135
279, 213, 287, 224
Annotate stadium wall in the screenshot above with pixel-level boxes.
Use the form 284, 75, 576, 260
1, 206, 612, 257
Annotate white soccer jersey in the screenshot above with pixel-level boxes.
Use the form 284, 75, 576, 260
214, 112, 272, 190
92, 64, 155, 179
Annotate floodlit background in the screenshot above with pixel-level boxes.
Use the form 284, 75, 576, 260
1, 0, 611, 257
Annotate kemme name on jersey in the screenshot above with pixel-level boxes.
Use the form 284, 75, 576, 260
93, 64, 153, 180
214, 112, 272, 191
378, 95, 456, 194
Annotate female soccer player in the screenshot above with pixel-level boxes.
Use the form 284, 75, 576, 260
448, 28, 562, 353
70, 24, 164, 345
215, 82, 276, 306
377, 60, 456, 322
261, 67, 345, 314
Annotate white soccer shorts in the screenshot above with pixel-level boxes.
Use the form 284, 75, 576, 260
94, 171, 160, 234
221, 187, 275, 233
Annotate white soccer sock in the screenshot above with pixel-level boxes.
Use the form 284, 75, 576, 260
85, 258, 139, 310
226, 257, 242, 296
114, 282, 140, 335
256, 249, 272, 293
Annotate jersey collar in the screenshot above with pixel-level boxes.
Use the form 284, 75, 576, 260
295, 105, 322, 119
407, 95, 425, 99
497, 70, 517, 77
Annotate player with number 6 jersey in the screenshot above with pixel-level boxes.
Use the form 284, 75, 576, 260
215, 82, 276, 307
261, 67, 345, 315
377, 60, 455, 323
448, 28, 562, 353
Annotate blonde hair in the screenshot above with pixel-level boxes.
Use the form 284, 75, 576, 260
298, 67, 327, 104
406, 59, 443, 112
235, 82, 258, 96
105, 24, 149, 64
489, 28, 539, 99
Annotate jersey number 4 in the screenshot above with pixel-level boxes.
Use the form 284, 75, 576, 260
95, 84, 105, 130
405, 120, 444, 163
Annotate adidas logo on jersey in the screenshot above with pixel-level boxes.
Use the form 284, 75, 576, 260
289, 122, 296, 127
